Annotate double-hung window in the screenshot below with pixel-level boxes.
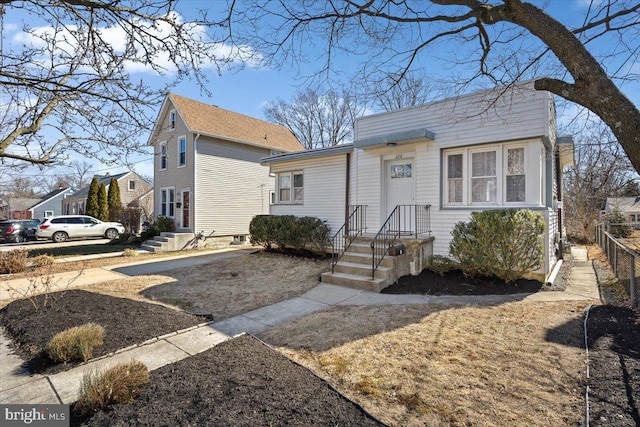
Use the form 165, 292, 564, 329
277, 171, 303, 203
169, 110, 176, 129
178, 136, 186, 167
160, 187, 175, 218
159, 142, 167, 170
443, 144, 527, 206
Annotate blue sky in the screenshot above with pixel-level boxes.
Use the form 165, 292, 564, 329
3, 0, 639, 188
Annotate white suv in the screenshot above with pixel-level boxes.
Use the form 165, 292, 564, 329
37, 215, 126, 243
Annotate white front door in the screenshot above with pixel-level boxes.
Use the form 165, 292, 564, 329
384, 157, 415, 220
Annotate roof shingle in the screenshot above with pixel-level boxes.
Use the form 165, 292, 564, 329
169, 93, 303, 153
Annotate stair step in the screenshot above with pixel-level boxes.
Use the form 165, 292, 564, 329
333, 261, 394, 280
154, 236, 170, 243
345, 242, 374, 254
320, 272, 388, 292
340, 251, 396, 268
140, 244, 160, 253
145, 240, 163, 247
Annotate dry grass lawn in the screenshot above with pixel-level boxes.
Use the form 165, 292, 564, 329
259, 301, 587, 427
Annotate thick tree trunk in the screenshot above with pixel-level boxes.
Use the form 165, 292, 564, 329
490, 0, 640, 172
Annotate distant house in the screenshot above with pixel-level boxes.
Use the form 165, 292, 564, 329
0, 197, 41, 220
604, 197, 640, 222
63, 171, 153, 232
146, 93, 303, 247
29, 187, 75, 219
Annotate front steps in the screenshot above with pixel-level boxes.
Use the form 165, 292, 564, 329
141, 232, 196, 253
321, 240, 398, 292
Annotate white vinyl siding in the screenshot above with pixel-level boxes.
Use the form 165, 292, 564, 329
270, 155, 348, 234
195, 138, 273, 236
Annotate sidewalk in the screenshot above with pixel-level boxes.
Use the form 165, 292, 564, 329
1, 246, 601, 405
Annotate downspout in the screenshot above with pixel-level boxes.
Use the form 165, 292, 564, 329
554, 146, 564, 260
345, 153, 351, 225
193, 133, 200, 235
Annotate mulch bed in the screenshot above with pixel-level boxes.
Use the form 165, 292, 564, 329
71, 334, 386, 427
0, 290, 206, 375
586, 305, 640, 426
383, 268, 543, 295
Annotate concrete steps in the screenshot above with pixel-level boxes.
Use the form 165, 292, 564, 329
141, 232, 196, 253
322, 238, 397, 292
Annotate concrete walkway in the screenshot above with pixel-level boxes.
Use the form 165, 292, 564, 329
1, 246, 601, 405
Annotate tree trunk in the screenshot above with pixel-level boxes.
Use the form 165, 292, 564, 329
489, 0, 640, 172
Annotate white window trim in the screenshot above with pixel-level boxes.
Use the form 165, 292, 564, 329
443, 143, 528, 207
44, 210, 54, 217
177, 135, 187, 168
128, 179, 137, 191
276, 171, 304, 204
169, 110, 176, 130
159, 187, 175, 218
159, 141, 168, 171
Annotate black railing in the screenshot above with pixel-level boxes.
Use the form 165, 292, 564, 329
331, 205, 367, 273
370, 205, 431, 278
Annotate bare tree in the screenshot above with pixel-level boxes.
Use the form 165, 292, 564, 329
264, 88, 363, 149
64, 161, 93, 190
3, 175, 41, 198
369, 72, 438, 112
230, 1, 640, 171
564, 122, 639, 242
0, 1, 237, 166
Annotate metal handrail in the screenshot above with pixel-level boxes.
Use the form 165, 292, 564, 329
370, 204, 431, 278
330, 205, 367, 273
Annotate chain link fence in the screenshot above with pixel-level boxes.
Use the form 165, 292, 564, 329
595, 223, 639, 308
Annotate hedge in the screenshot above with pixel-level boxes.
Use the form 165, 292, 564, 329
249, 215, 330, 253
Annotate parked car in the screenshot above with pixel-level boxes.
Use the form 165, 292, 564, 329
37, 215, 125, 243
0, 219, 40, 243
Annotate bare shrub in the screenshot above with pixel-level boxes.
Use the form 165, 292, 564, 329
31, 254, 55, 268
122, 248, 139, 257
0, 249, 28, 274
75, 360, 149, 416
46, 323, 105, 363
7, 264, 84, 311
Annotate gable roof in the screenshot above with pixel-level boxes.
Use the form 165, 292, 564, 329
67, 172, 132, 200
151, 93, 304, 153
29, 187, 74, 210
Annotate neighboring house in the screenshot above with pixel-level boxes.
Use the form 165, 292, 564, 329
262, 81, 574, 287
146, 93, 303, 245
63, 172, 153, 232
29, 187, 75, 219
0, 197, 41, 220
603, 197, 640, 222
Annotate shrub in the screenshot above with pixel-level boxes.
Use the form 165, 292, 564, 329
605, 209, 632, 238
30, 254, 55, 268
427, 255, 458, 276
155, 215, 175, 232
449, 209, 545, 283
75, 360, 149, 416
249, 215, 330, 253
122, 248, 139, 257
0, 249, 29, 274
46, 323, 105, 363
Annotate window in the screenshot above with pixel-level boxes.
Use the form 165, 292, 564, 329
276, 171, 303, 203
44, 210, 53, 217
160, 187, 175, 218
77, 202, 84, 215
160, 142, 167, 170
177, 136, 186, 167
471, 150, 497, 203
128, 180, 137, 191
506, 147, 525, 202
443, 144, 527, 206
169, 110, 176, 129
447, 154, 463, 204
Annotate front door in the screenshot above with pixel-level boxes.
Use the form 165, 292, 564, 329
181, 190, 190, 229
384, 157, 415, 223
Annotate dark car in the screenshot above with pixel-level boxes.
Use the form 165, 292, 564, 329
0, 219, 41, 243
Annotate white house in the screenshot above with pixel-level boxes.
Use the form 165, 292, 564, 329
262, 81, 574, 290
146, 93, 303, 250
